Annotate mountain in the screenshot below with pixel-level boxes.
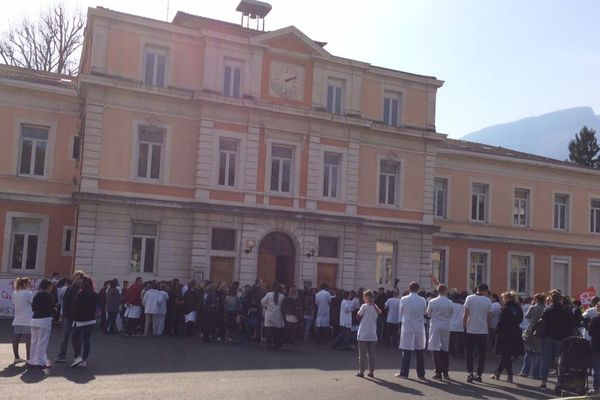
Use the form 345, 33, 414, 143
460, 107, 600, 161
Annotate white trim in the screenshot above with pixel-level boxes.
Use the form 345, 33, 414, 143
381, 88, 404, 127
507, 251, 535, 296
433, 176, 449, 219
265, 139, 300, 197
211, 129, 247, 191
1, 211, 49, 274
511, 185, 533, 228
552, 191, 571, 232
432, 246, 450, 285
61, 226, 74, 256
550, 255, 571, 295
319, 145, 348, 201
140, 42, 169, 87
588, 259, 600, 289
14, 119, 57, 180
129, 220, 160, 276
590, 195, 600, 235
222, 57, 244, 98
469, 179, 491, 223
375, 155, 404, 208
466, 248, 491, 291
130, 120, 172, 184
325, 77, 345, 115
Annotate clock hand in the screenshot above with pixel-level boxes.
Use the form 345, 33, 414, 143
285, 76, 297, 82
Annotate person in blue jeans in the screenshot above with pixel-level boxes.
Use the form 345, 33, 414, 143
55, 270, 84, 363
587, 303, 600, 395
70, 277, 98, 368
539, 291, 572, 389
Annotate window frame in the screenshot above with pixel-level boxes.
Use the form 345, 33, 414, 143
550, 255, 571, 295
591, 197, 600, 234
223, 59, 243, 98
512, 187, 531, 227
317, 236, 340, 259
376, 157, 402, 207
218, 138, 239, 187
129, 222, 159, 274
15, 121, 56, 179
322, 151, 342, 199
131, 121, 171, 184
433, 177, 448, 219
432, 247, 449, 285
553, 192, 570, 231
61, 226, 74, 256
143, 45, 168, 88
507, 251, 534, 296
466, 248, 491, 291
588, 259, 600, 289
326, 78, 344, 115
211, 227, 237, 251
375, 240, 395, 286
470, 182, 490, 223
2, 212, 49, 274
267, 142, 297, 196
382, 90, 402, 127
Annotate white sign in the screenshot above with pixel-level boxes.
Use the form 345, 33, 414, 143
0, 278, 40, 318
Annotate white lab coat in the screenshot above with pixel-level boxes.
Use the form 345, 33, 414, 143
426, 295, 454, 351
315, 290, 334, 327
262, 292, 285, 328
398, 292, 426, 350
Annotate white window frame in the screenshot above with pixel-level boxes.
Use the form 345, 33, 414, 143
376, 157, 402, 207
143, 45, 168, 88
218, 138, 239, 187
588, 259, 600, 289
470, 182, 490, 223
512, 187, 531, 227
322, 151, 342, 199
375, 240, 395, 286
326, 78, 344, 115
14, 119, 57, 179
383, 90, 402, 127
551, 256, 571, 295
266, 141, 298, 196
131, 121, 172, 184
507, 251, 534, 296
61, 226, 74, 256
1, 212, 49, 274
433, 177, 448, 219
432, 246, 449, 285
466, 248, 491, 291
129, 222, 159, 275
553, 192, 570, 231
591, 197, 600, 234
223, 59, 243, 98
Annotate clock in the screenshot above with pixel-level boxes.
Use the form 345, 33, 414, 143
269, 61, 305, 100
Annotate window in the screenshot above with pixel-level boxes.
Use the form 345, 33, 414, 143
326, 80, 343, 114
223, 63, 241, 98
510, 255, 531, 295
72, 136, 81, 160
130, 223, 157, 273
270, 145, 293, 193
323, 152, 341, 198
10, 219, 41, 270
137, 125, 165, 180
379, 160, 400, 206
552, 258, 570, 295
211, 228, 236, 251
592, 199, 600, 233
513, 188, 530, 226
432, 249, 446, 284
383, 92, 401, 126
62, 227, 73, 255
19, 124, 49, 176
468, 251, 488, 290
218, 139, 238, 187
376, 241, 394, 285
553, 194, 569, 230
144, 47, 167, 87
471, 183, 488, 222
433, 178, 447, 218
318, 237, 339, 258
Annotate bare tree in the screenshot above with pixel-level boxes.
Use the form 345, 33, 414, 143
0, 3, 85, 75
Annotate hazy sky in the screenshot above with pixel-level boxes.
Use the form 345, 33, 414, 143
3, 0, 600, 138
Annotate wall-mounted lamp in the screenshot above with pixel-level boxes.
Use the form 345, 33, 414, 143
245, 239, 256, 254
306, 244, 316, 258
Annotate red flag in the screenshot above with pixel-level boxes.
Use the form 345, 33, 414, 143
578, 287, 597, 307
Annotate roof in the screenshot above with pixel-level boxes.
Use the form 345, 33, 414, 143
0, 64, 76, 90
439, 138, 598, 172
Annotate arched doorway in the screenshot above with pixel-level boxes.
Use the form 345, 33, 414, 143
257, 232, 296, 289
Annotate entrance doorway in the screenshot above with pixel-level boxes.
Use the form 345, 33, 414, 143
257, 232, 296, 289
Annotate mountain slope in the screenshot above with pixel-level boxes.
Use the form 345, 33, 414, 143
460, 107, 600, 160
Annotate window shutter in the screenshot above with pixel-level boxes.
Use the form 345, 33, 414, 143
327, 85, 334, 113
156, 55, 166, 87
144, 53, 155, 86
335, 87, 342, 114
233, 67, 241, 97
223, 65, 231, 96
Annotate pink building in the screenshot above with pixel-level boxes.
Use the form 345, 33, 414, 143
0, 6, 598, 295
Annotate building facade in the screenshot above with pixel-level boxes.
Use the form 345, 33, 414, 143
0, 7, 598, 295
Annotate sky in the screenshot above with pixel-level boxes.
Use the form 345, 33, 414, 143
2, 0, 600, 138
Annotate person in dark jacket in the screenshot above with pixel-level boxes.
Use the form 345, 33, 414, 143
70, 277, 98, 368
29, 279, 55, 368
55, 270, 84, 363
105, 279, 121, 334
491, 291, 524, 383
183, 281, 200, 337
588, 304, 600, 395
539, 290, 573, 388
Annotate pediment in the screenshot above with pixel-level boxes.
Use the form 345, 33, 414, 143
252, 26, 329, 57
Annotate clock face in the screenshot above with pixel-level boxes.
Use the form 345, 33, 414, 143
269, 61, 305, 100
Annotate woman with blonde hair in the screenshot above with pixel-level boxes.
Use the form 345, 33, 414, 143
12, 277, 33, 364
356, 290, 381, 378
491, 291, 524, 383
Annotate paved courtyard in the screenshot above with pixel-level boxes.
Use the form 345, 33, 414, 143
0, 320, 559, 400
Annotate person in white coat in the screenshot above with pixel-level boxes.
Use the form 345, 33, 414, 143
315, 284, 335, 343
427, 284, 454, 380
142, 283, 164, 336
384, 290, 401, 347
356, 290, 381, 378
261, 283, 285, 350
12, 277, 33, 364
156, 282, 169, 336
396, 281, 427, 379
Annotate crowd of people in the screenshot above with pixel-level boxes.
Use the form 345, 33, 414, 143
9, 271, 600, 395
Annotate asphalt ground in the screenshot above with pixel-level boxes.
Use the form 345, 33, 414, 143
0, 319, 564, 400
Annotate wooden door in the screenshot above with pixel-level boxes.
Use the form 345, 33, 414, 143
210, 257, 235, 285
258, 254, 277, 289
317, 263, 338, 288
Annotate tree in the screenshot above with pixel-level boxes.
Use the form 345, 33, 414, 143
568, 126, 600, 168
0, 3, 84, 76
